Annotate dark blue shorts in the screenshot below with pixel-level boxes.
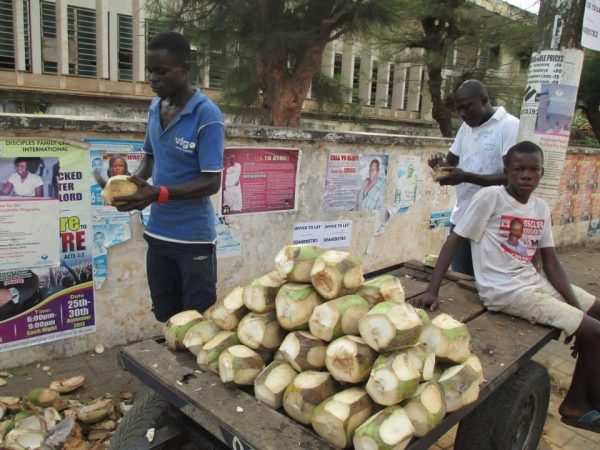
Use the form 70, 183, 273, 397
449, 223, 474, 276
144, 234, 217, 322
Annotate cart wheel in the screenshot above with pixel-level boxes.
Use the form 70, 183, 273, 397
455, 360, 550, 450
109, 390, 170, 450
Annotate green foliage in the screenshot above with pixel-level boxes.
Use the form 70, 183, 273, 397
310, 73, 351, 112
147, 0, 399, 124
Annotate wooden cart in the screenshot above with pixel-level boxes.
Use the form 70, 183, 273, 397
115, 261, 559, 450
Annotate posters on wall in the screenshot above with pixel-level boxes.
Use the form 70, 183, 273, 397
215, 215, 242, 257
428, 211, 452, 229
324, 153, 389, 212
517, 49, 584, 209
220, 147, 300, 216
551, 154, 600, 228
292, 221, 353, 248
394, 155, 420, 213
85, 139, 146, 289
0, 154, 60, 271
0, 139, 94, 352
582, 0, 600, 51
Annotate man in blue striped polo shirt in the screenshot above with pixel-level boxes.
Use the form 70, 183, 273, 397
115, 31, 225, 322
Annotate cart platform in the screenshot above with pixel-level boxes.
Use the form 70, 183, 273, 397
118, 261, 559, 450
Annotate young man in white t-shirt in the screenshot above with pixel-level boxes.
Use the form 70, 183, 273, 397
430, 80, 519, 276
412, 141, 600, 432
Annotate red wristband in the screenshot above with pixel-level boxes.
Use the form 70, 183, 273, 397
156, 186, 169, 204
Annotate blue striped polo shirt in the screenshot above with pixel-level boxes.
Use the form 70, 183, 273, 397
143, 90, 225, 243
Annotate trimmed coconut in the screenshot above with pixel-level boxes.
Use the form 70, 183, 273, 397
26, 388, 59, 408
237, 311, 286, 351
211, 287, 248, 331
197, 331, 240, 373
278, 331, 327, 372
438, 364, 480, 412
163, 310, 203, 350
404, 344, 436, 381
49, 375, 85, 394
419, 313, 471, 363
218, 345, 265, 385
0, 397, 21, 411
311, 387, 373, 449
101, 175, 139, 206
283, 371, 339, 425
464, 353, 485, 384
182, 320, 222, 355
254, 360, 299, 409
3, 428, 45, 450
310, 250, 364, 300
14, 414, 46, 432
309, 295, 370, 341
243, 271, 286, 313
366, 352, 421, 406
358, 301, 423, 352
358, 275, 406, 306
404, 381, 446, 437
325, 336, 377, 383
275, 283, 324, 331
274, 245, 324, 282
353, 406, 415, 450
77, 398, 114, 424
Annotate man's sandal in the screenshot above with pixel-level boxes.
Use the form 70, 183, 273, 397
560, 409, 600, 433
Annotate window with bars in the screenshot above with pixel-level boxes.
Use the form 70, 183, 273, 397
369, 61, 377, 106
402, 68, 409, 110
333, 52, 342, 76
455, 43, 477, 69
0, 0, 31, 71
387, 63, 394, 107
351, 56, 360, 104
118, 14, 133, 80
208, 49, 225, 89
41, 1, 57, 73
477, 44, 500, 70
146, 20, 161, 46
67, 5, 97, 77
418, 68, 424, 112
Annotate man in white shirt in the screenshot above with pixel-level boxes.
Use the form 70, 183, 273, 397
430, 80, 519, 275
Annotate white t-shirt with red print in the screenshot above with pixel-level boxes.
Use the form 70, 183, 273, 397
454, 186, 554, 310
448, 107, 519, 224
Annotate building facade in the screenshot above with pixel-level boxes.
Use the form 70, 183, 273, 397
0, 0, 530, 124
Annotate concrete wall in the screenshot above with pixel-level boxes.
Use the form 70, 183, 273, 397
0, 113, 598, 368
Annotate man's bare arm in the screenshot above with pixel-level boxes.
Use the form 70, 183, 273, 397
408, 232, 467, 311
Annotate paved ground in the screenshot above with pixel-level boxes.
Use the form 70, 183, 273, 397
0, 246, 598, 449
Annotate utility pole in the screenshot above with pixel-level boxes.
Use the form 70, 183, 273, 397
517, 0, 586, 208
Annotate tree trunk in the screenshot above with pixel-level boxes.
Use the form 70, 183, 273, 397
427, 66, 453, 137
583, 98, 600, 143
260, 42, 327, 127
419, 14, 461, 138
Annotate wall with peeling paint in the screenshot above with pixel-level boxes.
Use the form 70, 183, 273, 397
0, 113, 597, 368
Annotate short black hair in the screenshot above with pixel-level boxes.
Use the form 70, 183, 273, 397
14, 157, 36, 165
148, 31, 191, 63
455, 79, 488, 99
504, 141, 544, 166
370, 159, 380, 170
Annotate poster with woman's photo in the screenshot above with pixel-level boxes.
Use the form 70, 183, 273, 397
324, 153, 389, 212
220, 147, 300, 216
84, 139, 146, 289
0, 139, 94, 352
